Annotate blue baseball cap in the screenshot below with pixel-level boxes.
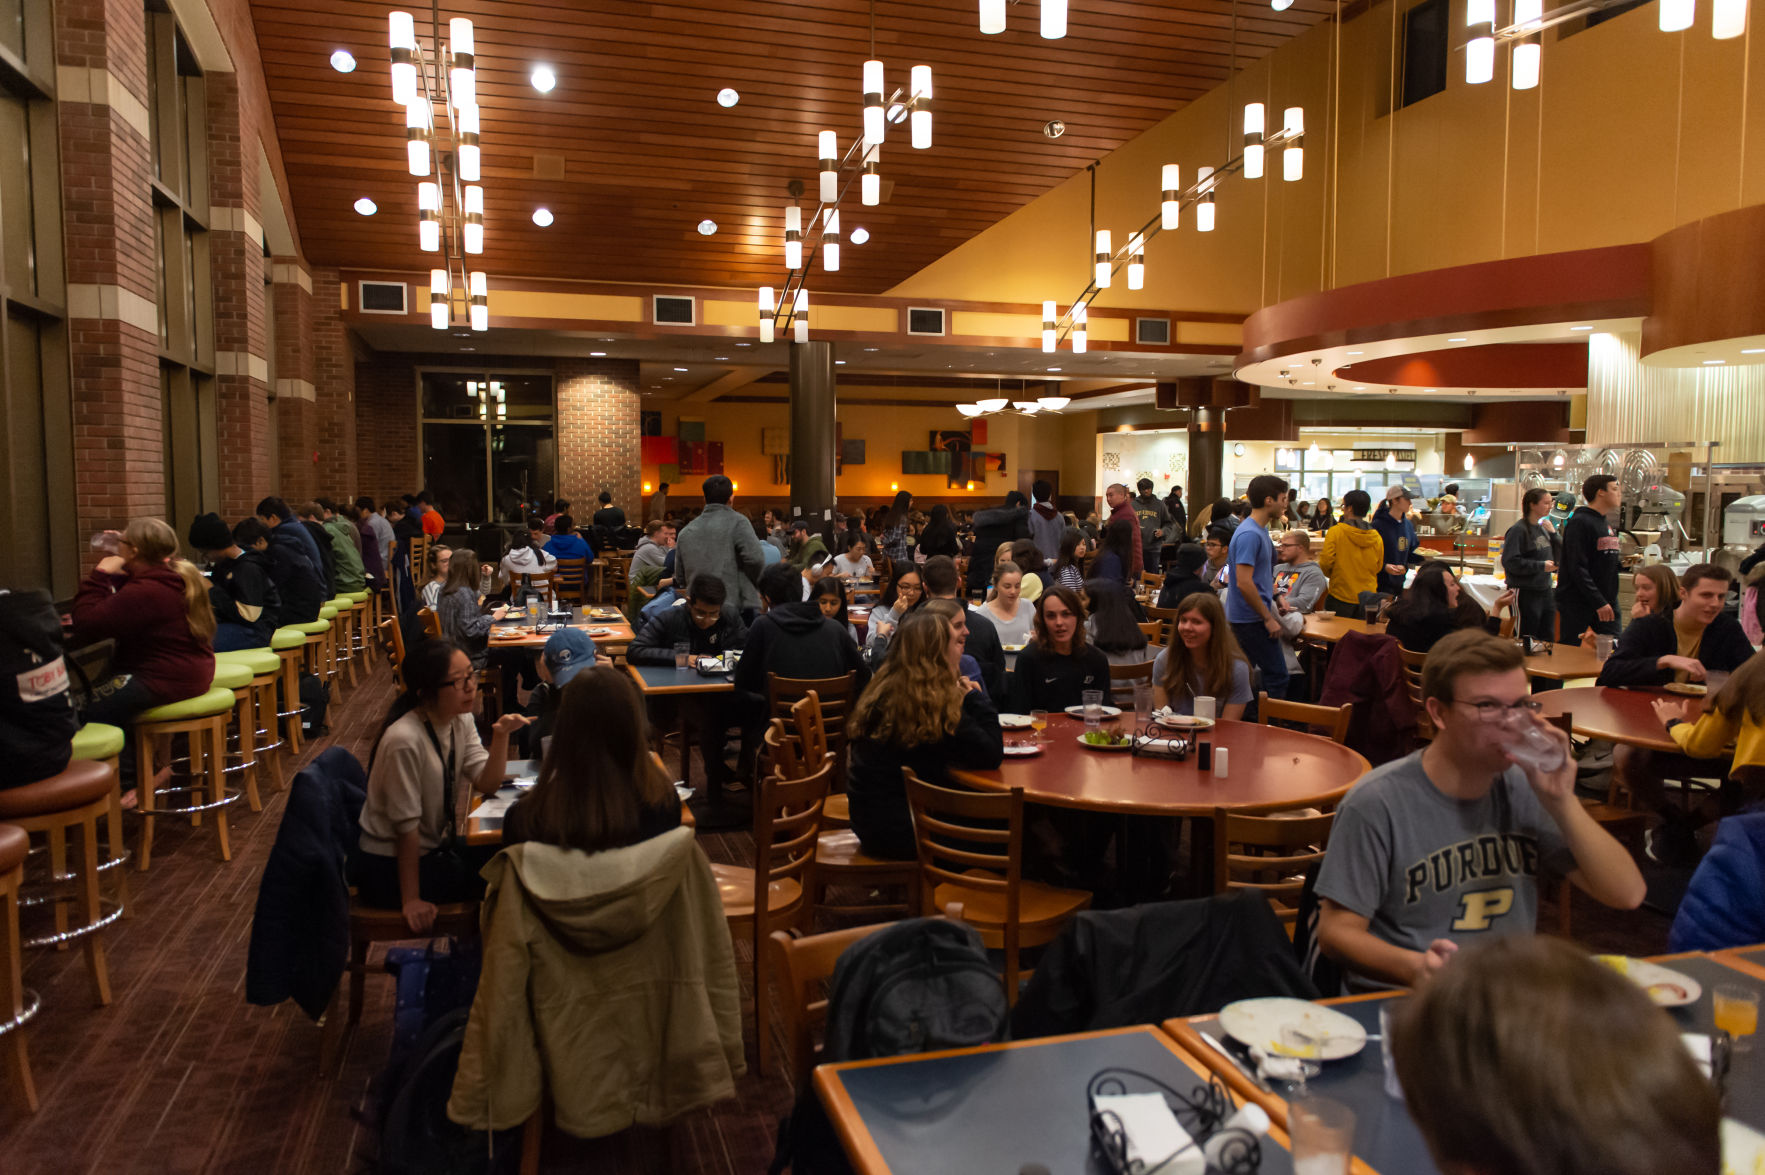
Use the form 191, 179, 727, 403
543, 627, 597, 687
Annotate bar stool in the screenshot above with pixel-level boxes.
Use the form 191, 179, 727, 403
297, 606, 338, 693
345, 589, 374, 673
216, 649, 285, 798
327, 595, 360, 689
130, 686, 239, 869
271, 626, 308, 755
211, 659, 263, 812
0, 760, 120, 1010
0, 822, 38, 1112
69, 724, 131, 917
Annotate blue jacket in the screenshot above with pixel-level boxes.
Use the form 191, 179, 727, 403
1669, 811, 1765, 952
544, 532, 592, 562
1371, 504, 1423, 595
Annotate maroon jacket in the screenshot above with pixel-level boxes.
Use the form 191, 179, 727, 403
1109, 498, 1144, 581
73, 563, 216, 703
1317, 629, 1416, 767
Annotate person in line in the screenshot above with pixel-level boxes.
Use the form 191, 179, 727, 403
499, 515, 559, 607
1201, 524, 1233, 595
437, 550, 508, 670
1151, 591, 1251, 719
863, 566, 922, 662
419, 544, 453, 611
590, 490, 626, 532
916, 503, 961, 560
1049, 526, 1089, 593
187, 512, 280, 651
292, 501, 340, 596
1083, 577, 1152, 666
1629, 562, 1682, 622
871, 489, 913, 571
979, 560, 1034, 647
1224, 474, 1291, 704
1164, 485, 1187, 546
1502, 487, 1559, 643
1090, 517, 1137, 593
967, 490, 1032, 597
1371, 486, 1424, 597
256, 495, 330, 595
1317, 489, 1384, 616
1154, 542, 1212, 610
1101, 482, 1143, 584
922, 555, 1005, 697
1132, 477, 1170, 575
1028, 479, 1065, 563
1390, 935, 1720, 1175
832, 533, 875, 580
1316, 629, 1646, 991
415, 490, 445, 538
673, 475, 767, 622
1312, 497, 1335, 530
542, 513, 592, 566
811, 576, 860, 645
648, 481, 670, 524
355, 639, 530, 929
1556, 473, 1624, 644
846, 609, 1005, 861
1006, 585, 1113, 713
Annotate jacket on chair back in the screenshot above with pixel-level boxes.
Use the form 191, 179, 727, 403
446, 827, 745, 1137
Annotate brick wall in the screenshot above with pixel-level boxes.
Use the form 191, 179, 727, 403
557, 359, 641, 516
354, 355, 419, 505
270, 262, 316, 501
310, 268, 359, 495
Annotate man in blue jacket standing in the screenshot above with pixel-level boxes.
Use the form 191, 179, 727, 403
1372, 486, 1424, 596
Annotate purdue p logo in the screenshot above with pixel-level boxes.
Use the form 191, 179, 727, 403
1452, 888, 1515, 931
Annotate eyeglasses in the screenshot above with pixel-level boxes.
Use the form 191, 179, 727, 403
442, 674, 479, 692
1450, 698, 1542, 722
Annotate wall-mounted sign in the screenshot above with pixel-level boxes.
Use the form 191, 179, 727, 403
1353, 448, 1417, 462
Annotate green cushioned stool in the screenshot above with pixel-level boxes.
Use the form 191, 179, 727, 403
71, 723, 126, 762
319, 605, 338, 621
292, 619, 331, 635
212, 657, 274, 810
131, 686, 240, 870
345, 590, 371, 603
270, 629, 308, 756
211, 661, 254, 691
216, 649, 281, 676
70, 722, 133, 914
271, 627, 306, 650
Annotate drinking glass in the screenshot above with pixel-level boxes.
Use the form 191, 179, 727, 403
1132, 680, 1154, 726
1195, 695, 1217, 722
1082, 689, 1104, 729
1029, 710, 1049, 743
673, 641, 691, 669
1715, 985, 1759, 1050
1278, 1023, 1327, 1093
1595, 634, 1615, 663
1288, 1097, 1355, 1175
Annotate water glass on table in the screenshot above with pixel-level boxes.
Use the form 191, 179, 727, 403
1715, 985, 1759, 1051
1132, 680, 1154, 726
1082, 689, 1104, 729
673, 641, 691, 669
1288, 1097, 1356, 1175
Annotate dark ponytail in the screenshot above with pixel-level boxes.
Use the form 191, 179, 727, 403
369, 638, 462, 771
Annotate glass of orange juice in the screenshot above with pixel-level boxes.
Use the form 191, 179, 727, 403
1715, 985, 1759, 1051
1029, 710, 1049, 744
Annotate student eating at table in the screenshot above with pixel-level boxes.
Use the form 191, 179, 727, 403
1150, 591, 1251, 720
1316, 629, 1645, 992
628, 574, 748, 665
846, 609, 1005, 862
1005, 584, 1113, 714
831, 533, 874, 580
437, 551, 508, 671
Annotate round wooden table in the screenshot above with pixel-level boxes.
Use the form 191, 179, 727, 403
1536, 686, 1703, 753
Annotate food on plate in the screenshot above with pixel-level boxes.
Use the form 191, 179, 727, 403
1080, 730, 1131, 748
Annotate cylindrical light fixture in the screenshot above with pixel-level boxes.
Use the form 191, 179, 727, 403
1038, 396, 1072, 411
1466, 0, 1495, 83
910, 65, 933, 149
1282, 108, 1304, 181
1196, 167, 1216, 232
1512, 0, 1543, 87
1094, 229, 1112, 288
1042, 0, 1068, 39
1161, 164, 1180, 229
784, 204, 802, 270
389, 11, 417, 107
1714, 0, 1747, 37
758, 286, 775, 344
463, 184, 484, 254
457, 102, 480, 181
405, 100, 431, 176
1127, 232, 1145, 290
1660, 0, 1694, 31
980, 0, 1006, 33
1042, 300, 1057, 353
418, 181, 441, 251
823, 208, 841, 273
1071, 302, 1087, 354
448, 17, 475, 108
429, 267, 449, 329
469, 270, 488, 331
793, 288, 809, 344
819, 131, 838, 202
862, 59, 885, 147
1243, 103, 1266, 179
862, 146, 880, 205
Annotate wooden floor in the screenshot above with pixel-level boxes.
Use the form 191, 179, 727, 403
0, 655, 1673, 1173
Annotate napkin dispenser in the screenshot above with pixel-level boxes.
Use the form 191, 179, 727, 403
539, 610, 573, 632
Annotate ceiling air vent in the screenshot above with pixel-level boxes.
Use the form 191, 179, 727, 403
358, 280, 408, 314
654, 295, 695, 325
907, 307, 945, 336
1136, 317, 1171, 345
532, 153, 566, 180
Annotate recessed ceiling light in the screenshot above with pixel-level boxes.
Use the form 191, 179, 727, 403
673, 366, 688, 372
735, 342, 752, 347
532, 208, 554, 227
697, 219, 717, 235
850, 227, 871, 245
1570, 325, 1593, 331
1703, 358, 1726, 365
835, 360, 846, 365
1353, 386, 1366, 391
531, 66, 556, 93
330, 49, 357, 73
353, 197, 377, 216
714, 356, 729, 360
589, 351, 607, 357
1048, 367, 1062, 372
1345, 350, 1363, 356
716, 87, 739, 107
863, 347, 879, 352
1745, 348, 1765, 354
1447, 337, 1467, 342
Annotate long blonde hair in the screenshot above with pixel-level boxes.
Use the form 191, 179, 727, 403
849, 608, 965, 747
125, 517, 216, 643
1156, 591, 1243, 702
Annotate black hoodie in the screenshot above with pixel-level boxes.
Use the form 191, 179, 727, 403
969, 503, 1031, 592
263, 531, 326, 623
1556, 504, 1621, 614
209, 548, 283, 643
732, 601, 870, 716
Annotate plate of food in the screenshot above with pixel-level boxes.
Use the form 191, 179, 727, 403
1218, 996, 1368, 1061
584, 627, 615, 637
1153, 710, 1214, 731
1003, 743, 1044, 757
1593, 955, 1703, 1007
1663, 681, 1709, 696
1065, 704, 1123, 719
1002, 642, 1028, 653
1077, 730, 1133, 752
587, 608, 623, 620
997, 713, 1036, 730
1724, 1118, 1765, 1175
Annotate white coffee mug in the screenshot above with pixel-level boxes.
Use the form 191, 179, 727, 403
1195, 695, 1217, 721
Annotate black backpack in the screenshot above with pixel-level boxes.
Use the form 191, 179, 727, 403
0, 589, 77, 785
770, 919, 1008, 1174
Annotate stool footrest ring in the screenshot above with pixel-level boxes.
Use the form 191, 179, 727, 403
0, 990, 42, 1037
22, 897, 124, 949
138, 784, 243, 817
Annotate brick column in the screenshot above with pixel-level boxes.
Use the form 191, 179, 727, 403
355, 355, 419, 505
59, 0, 162, 534
271, 256, 317, 501
311, 268, 359, 495
557, 360, 642, 515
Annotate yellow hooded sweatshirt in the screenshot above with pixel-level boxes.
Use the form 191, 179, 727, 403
1318, 517, 1386, 606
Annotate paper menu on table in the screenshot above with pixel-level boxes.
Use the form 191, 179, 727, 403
472, 792, 518, 821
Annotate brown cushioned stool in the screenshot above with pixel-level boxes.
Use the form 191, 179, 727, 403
0, 822, 39, 1112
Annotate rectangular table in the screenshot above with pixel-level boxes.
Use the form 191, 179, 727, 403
815, 1025, 1298, 1175
1716, 944, 1765, 980
625, 661, 743, 829
624, 661, 735, 696
486, 618, 635, 649
463, 754, 693, 844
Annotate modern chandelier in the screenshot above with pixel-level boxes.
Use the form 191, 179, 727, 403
978, 0, 1068, 38
1465, 0, 1747, 90
388, 7, 488, 331
955, 387, 1074, 417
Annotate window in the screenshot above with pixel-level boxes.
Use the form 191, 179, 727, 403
1400, 0, 1449, 108
419, 370, 556, 527
0, 0, 76, 596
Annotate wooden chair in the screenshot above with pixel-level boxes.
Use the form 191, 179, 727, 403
1144, 605, 1181, 647
1136, 620, 1164, 644
761, 718, 807, 783
320, 901, 478, 1074
711, 754, 832, 1076
1399, 646, 1432, 740
901, 771, 1091, 1005
770, 672, 858, 790
766, 922, 892, 1087
552, 557, 587, 606
1255, 692, 1353, 745
418, 606, 442, 639
1140, 571, 1164, 597
1108, 659, 1156, 685
1544, 712, 1646, 937
379, 616, 407, 683
1212, 801, 1337, 932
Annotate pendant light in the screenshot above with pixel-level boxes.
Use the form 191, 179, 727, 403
1714, 0, 1747, 37
1466, 0, 1496, 83
463, 184, 484, 254
823, 208, 841, 272
1042, 0, 1068, 39
457, 102, 481, 181
389, 11, 418, 106
418, 181, 441, 251
758, 286, 776, 344
1512, 0, 1543, 89
979, 0, 1006, 33
819, 131, 838, 202
448, 18, 475, 107
1196, 167, 1216, 231
1659, 0, 1694, 31
957, 403, 986, 417
910, 65, 933, 149
1038, 395, 1072, 411
405, 100, 431, 176
429, 268, 449, 329
1127, 232, 1145, 291
784, 204, 802, 271
469, 271, 488, 331
1282, 109, 1305, 181
1042, 301, 1057, 353
794, 289, 809, 343
1094, 229, 1112, 287
862, 59, 885, 147
1243, 103, 1266, 179
1161, 164, 1180, 229
862, 145, 880, 205
1072, 302, 1088, 354
977, 397, 1010, 413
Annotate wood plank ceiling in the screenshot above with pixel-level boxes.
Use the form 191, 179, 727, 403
250, 0, 1333, 295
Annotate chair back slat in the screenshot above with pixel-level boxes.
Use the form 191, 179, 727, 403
1109, 659, 1156, 683
1399, 647, 1432, 738
789, 693, 830, 767
762, 718, 809, 781
755, 753, 834, 893
553, 557, 587, 604
902, 771, 1022, 906
1136, 621, 1163, 643
1255, 692, 1353, 745
1213, 804, 1336, 927
772, 673, 858, 785
767, 923, 897, 1087
417, 606, 442, 638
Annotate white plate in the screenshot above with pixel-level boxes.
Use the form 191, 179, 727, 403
674, 783, 695, 803
1217, 997, 1369, 1061
1594, 956, 1703, 1007
1075, 734, 1133, 752
1065, 704, 1123, 718
1002, 643, 1028, 653
1154, 711, 1214, 731
1724, 1118, 1765, 1175
585, 627, 615, 637
997, 713, 1036, 730
1002, 743, 1043, 757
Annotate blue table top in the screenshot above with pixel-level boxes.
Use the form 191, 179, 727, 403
625, 662, 733, 693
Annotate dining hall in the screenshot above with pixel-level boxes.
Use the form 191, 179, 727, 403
3, 0, 1765, 1170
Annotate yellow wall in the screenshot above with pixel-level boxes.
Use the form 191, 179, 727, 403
889, 0, 1765, 314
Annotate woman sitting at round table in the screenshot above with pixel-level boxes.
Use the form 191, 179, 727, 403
1386, 560, 1514, 654
1009, 538, 1047, 602
979, 560, 1034, 647
1151, 591, 1252, 719
1083, 576, 1153, 666
437, 551, 507, 671
863, 566, 922, 660
1629, 563, 1683, 623
1005, 584, 1113, 714
419, 542, 453, 611
502, 664, 680, 851
846, 608, 1004, 861
1050, 527, 1088, 593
